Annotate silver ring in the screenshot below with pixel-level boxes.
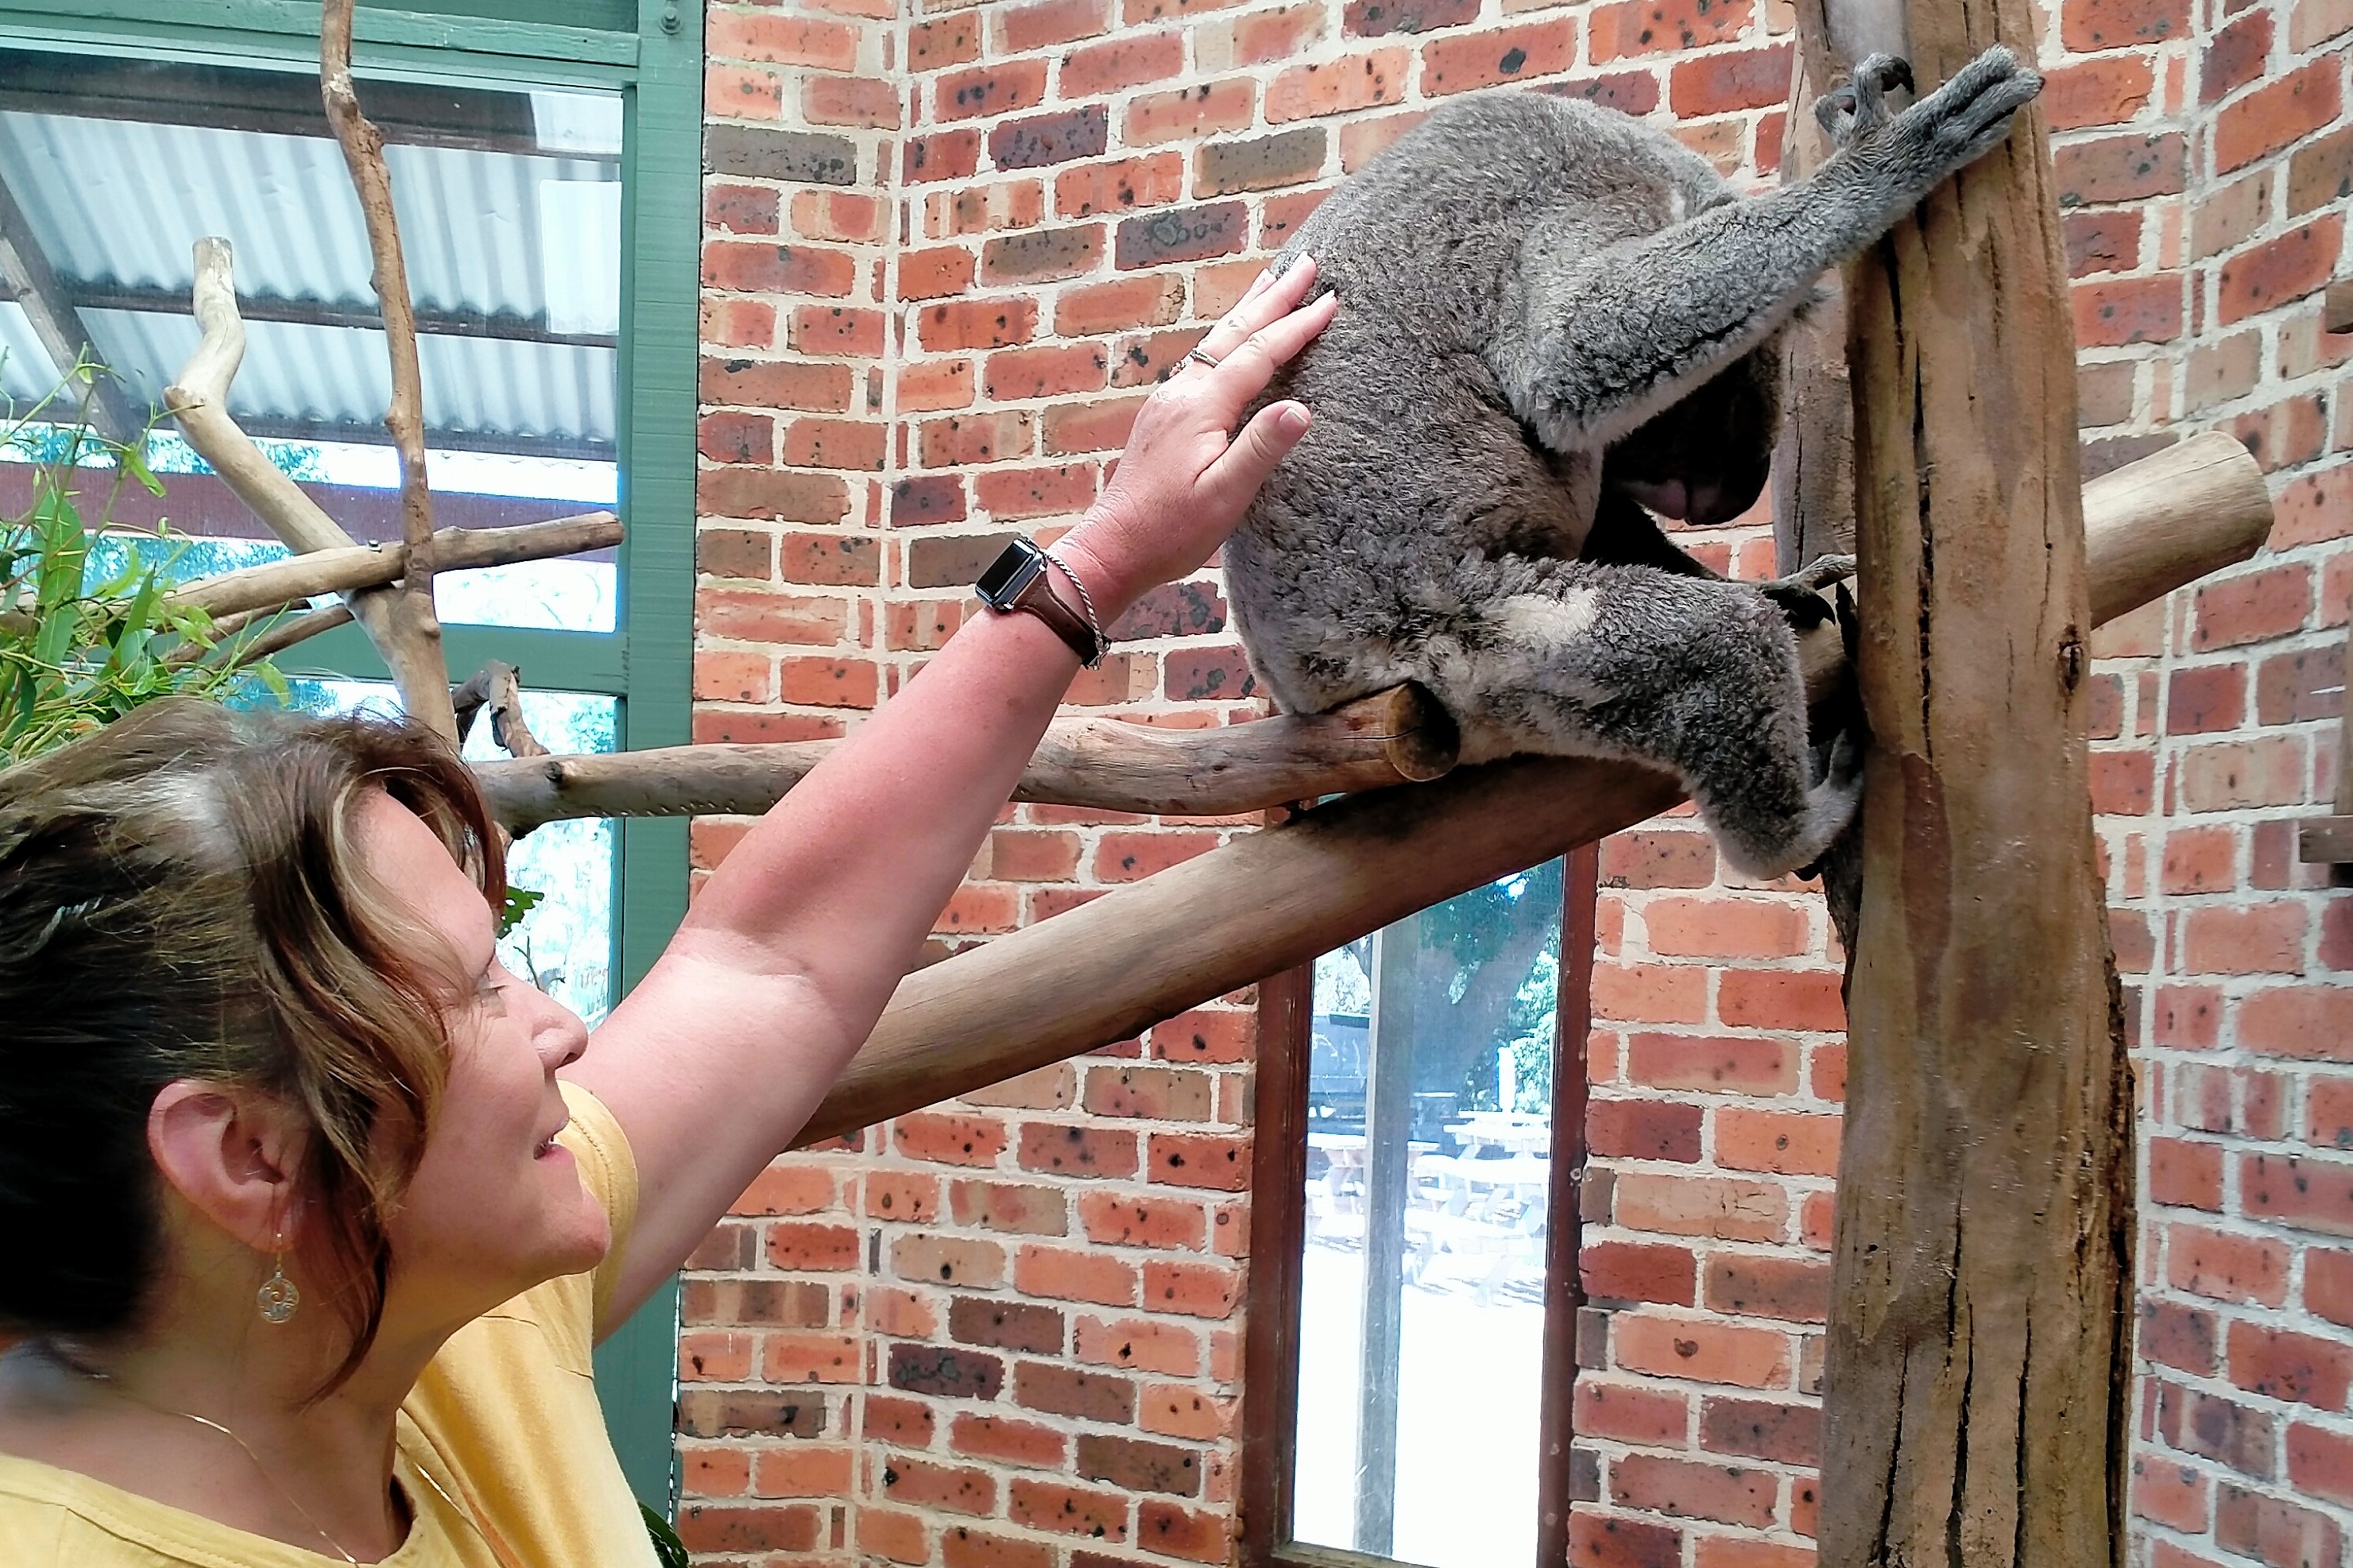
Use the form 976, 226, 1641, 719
1182, 345, 1221, 370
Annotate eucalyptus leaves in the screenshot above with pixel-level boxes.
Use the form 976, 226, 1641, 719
1, 359, 289, 761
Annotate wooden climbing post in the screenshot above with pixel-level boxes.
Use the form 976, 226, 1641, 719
1790, 3, 2137, 1563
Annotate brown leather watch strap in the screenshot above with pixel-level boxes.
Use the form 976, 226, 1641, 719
1008, 567, 1105, 666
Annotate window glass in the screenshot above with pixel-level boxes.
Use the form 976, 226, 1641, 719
1292, 863, 1565, 1568
0, 48, 621, 633
282, 677, 621, 1025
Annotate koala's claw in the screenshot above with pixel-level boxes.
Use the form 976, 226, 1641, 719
1815, 52, 1914, 142
1755, 554, 1855, 629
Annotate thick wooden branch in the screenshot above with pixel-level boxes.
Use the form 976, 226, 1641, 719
167, 513, 624, 622
473, 439, 2265, 832
788, 481, 2264, 1147
164, 238, 456, 734
797, 756, 1685, 1145
321, 0, 455, 743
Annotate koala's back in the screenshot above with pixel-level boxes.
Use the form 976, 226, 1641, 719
1228, 89, 1736, 717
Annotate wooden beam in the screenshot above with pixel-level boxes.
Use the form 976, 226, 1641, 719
1793, 14, 2134, 1567
66, 281, 619, 353
0, 45, 594, 161
788, 482, 2263, 1150
471, 434, 2268, 834
0, 162, 142, 443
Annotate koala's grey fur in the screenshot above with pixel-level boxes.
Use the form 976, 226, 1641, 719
1226, 48, 2041, 876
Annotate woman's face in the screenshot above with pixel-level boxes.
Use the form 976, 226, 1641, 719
358, 793, 607, 1321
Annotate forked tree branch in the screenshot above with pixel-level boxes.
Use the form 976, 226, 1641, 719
320, 0, 456, 742
164, 238, 457, 734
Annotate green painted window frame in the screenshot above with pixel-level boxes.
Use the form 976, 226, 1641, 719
0, 0, 702, 1510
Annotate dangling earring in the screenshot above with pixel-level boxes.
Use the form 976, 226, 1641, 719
257, 1231, 300, 1325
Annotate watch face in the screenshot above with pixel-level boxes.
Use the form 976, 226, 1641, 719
977, 540, 1045, 606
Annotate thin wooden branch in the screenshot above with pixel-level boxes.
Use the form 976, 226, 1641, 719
780, 482, 2259, 1146
320, 0, 455, 744
167, 513, 625, 622
222, 601, 357, 664
472, 439, 2266, 832
161, 600, 355, 668
477, 682, 1462, 832
162, 238, 456, 734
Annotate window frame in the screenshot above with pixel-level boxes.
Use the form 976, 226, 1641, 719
1240, 844, 1603, 1568
0, 0, 702, 1510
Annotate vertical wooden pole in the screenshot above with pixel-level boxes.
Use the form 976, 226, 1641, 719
1353, 918, 1418, 1556
1534, 844, 1600, 1568
1790, 7, 2138, 1565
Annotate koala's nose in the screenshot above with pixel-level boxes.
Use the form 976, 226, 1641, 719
1684, 482, 1736, 527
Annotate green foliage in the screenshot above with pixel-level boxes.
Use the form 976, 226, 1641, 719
0, 360, 288, 761
642, 1503, 690, 1568
497, 885, 546, 937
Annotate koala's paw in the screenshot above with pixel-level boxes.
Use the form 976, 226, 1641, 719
1814, 53, 1913, 144
1878, 45, 2043, 179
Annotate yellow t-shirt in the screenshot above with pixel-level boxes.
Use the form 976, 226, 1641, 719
0, 1082, 659, 1568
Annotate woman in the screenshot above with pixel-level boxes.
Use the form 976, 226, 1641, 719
0, 260, 1336, 1565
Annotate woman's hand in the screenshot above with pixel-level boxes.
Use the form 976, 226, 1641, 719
1058, 257, 1337, 614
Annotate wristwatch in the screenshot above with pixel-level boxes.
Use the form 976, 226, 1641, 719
975, 537, 1109, 668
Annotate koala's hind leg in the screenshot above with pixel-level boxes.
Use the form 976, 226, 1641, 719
1441, 561, 1860, 877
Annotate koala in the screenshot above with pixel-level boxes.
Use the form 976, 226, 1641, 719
1225, 49, 2042, 877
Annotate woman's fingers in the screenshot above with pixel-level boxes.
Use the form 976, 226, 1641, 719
1195, 288, 1339, 416
1199, 400, 1313, 515
1181, 256, 1320, 373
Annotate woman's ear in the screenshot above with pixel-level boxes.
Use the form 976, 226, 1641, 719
148, 1082, 305, 1250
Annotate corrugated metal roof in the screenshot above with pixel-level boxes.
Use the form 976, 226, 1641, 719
0, 86, 621, 454
0, 302, 60, 401
82, 307, 615, 443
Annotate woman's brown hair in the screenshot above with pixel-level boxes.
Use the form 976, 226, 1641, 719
0, 698, 505, 1392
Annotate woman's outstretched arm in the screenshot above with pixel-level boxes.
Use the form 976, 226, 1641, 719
570, 262, 1337, 1323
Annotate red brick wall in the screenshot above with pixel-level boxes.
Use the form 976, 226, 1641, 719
683, 0, 2351, 1558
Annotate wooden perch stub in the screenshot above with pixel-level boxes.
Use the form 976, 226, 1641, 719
168, 513, 625, 622
791, 462, 2273, 1147
2325, 279, 2353, 335
453, 660, 548, 761
2083, 429, 2276, 625
478, 681, 1460, 832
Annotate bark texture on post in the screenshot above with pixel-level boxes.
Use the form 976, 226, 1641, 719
1798, 7, 2138, 1564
